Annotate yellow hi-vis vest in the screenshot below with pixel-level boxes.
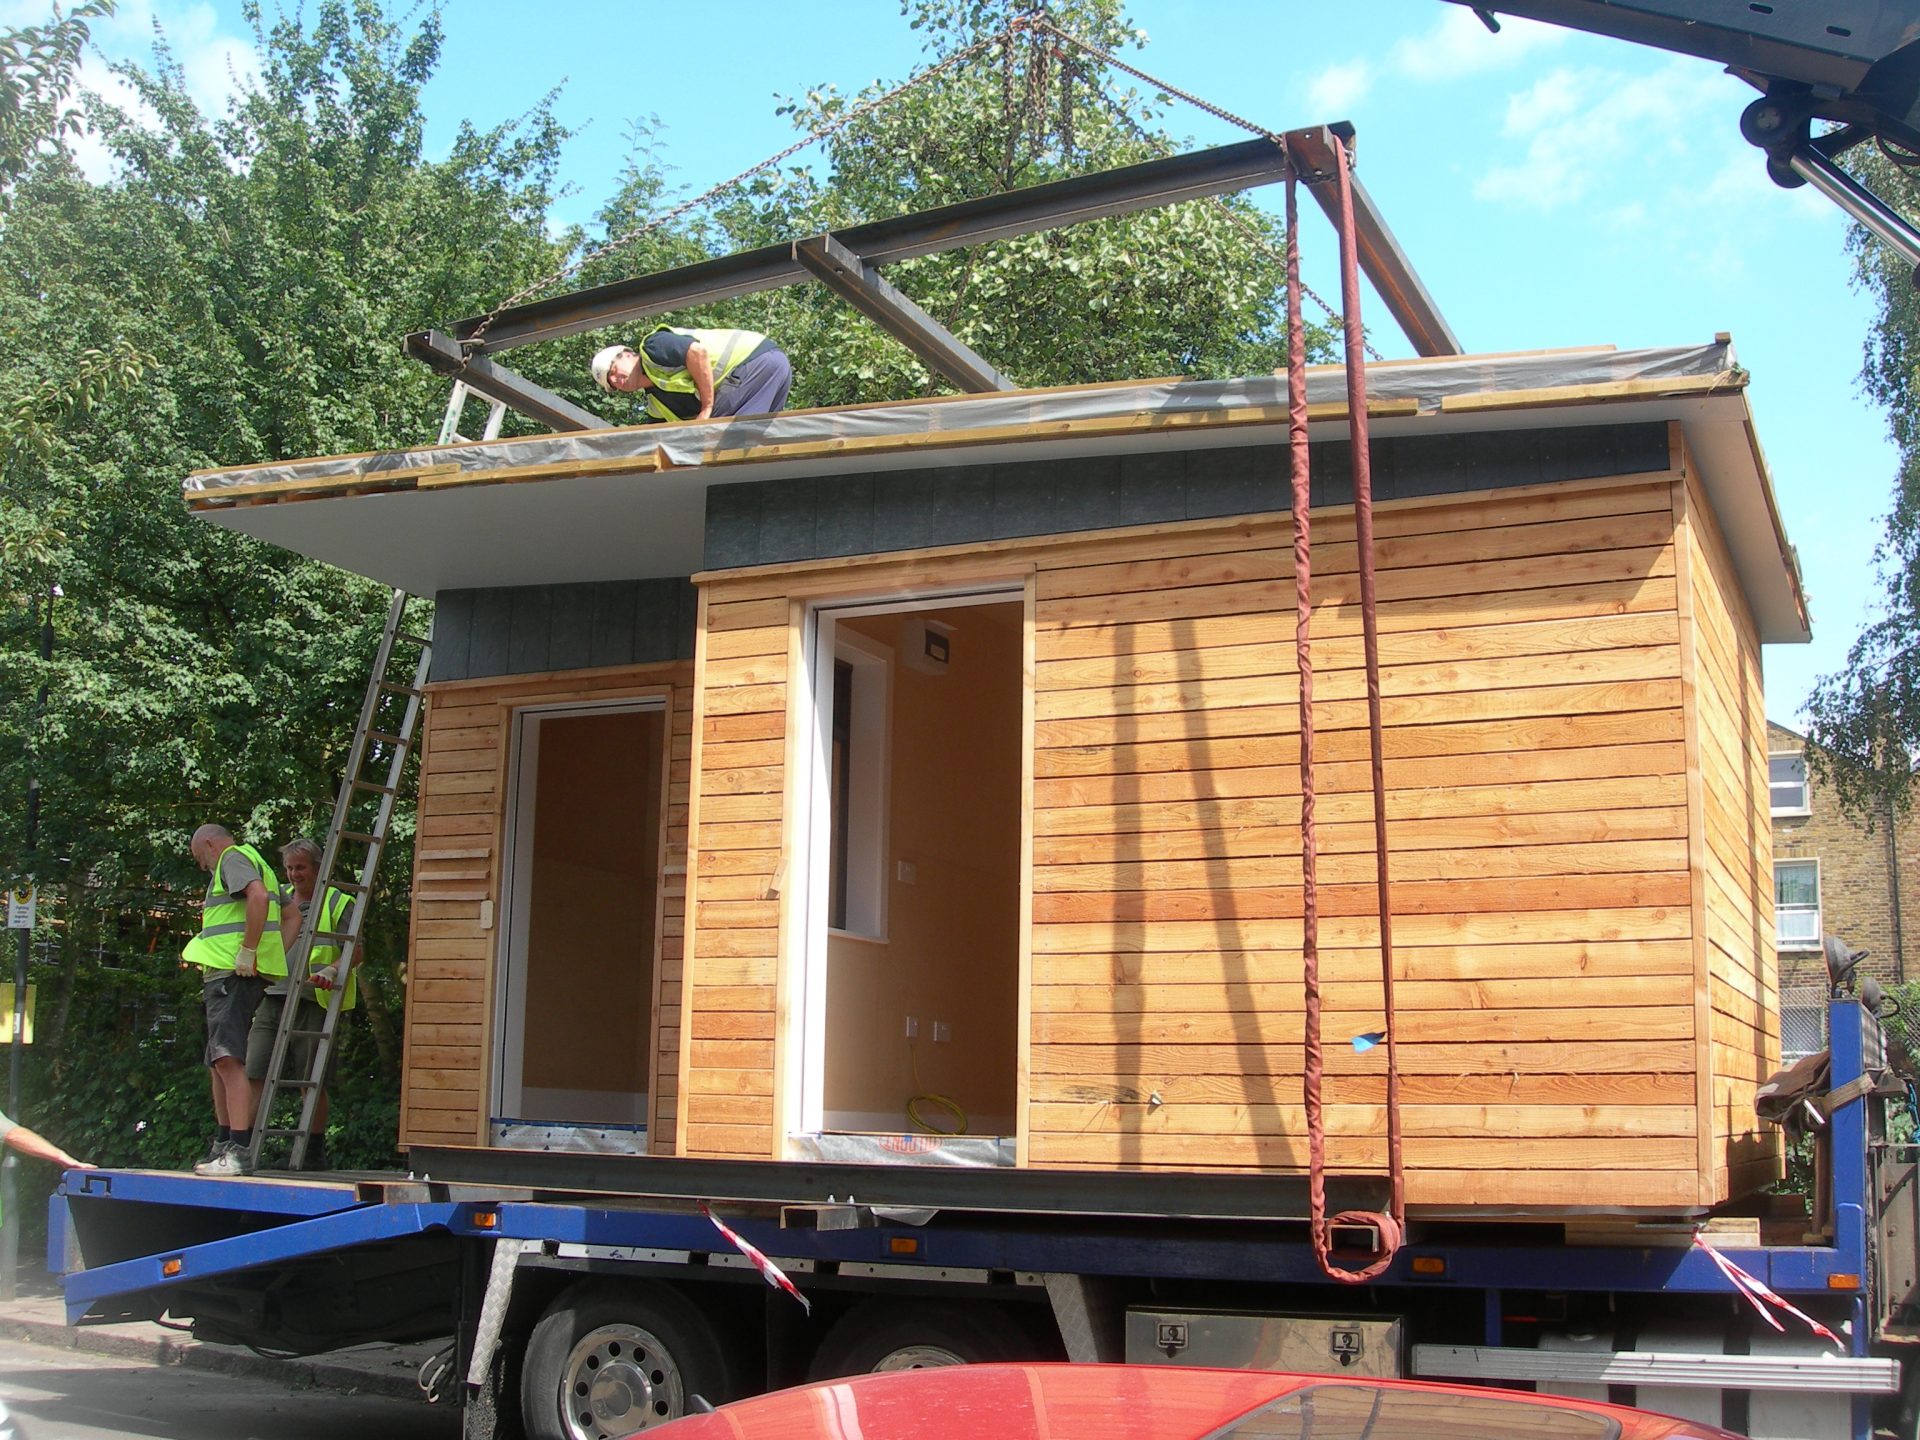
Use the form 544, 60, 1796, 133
636, 326, 766, 423
302, 885, 358, 1012
183, 843, 288, 978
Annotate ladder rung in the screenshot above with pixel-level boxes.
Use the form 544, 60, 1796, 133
284, 1029, 331, 1040
352, 781, 399, 795
366, 730, 406, 746
339, 831, 379, 845
379, 682, 423, 698
327, 880, 369, 894
396, 633, 432, 648
312, 930, 355, 945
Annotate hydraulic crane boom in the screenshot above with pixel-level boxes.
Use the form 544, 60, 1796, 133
1447, 1, 1920, 279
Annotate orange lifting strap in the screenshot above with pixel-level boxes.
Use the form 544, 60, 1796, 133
1286, 132, 1406, 1283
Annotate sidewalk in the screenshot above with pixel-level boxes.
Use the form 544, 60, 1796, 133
0, 1286, 450, 1402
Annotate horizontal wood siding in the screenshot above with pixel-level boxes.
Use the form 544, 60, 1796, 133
682, 467, 1739, 1206
399, 662, 694, 1153
1026, 471, 1697, 1208
1680, 448, 1782, 1201
679, 590, 789, 1158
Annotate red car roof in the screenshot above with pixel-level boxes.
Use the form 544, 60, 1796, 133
651, 1364, 1740, 1440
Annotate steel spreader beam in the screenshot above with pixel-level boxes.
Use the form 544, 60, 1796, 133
439, 136, 1299, 354
404, 330, 606, 433
1288, 126, 1462, 358
795, 234, 1015, 393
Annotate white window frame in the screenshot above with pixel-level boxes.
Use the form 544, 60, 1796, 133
782, 582, 1025, 1146
1774, 857, 1822, 953
827, 628, 893, 944
1770, 751, 1811, 818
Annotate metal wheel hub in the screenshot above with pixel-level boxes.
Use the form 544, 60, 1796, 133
561, 1323, 684, 1438
872, 1344, 968, 1371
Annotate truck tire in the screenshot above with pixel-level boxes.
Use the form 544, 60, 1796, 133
808, 1298, 1033, 1379
520, 1280, 734, 1440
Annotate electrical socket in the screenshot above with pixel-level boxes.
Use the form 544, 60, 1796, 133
904, 1015, 919, 1039
932, 1021, 951, 1043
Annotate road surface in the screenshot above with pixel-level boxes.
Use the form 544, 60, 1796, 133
0, 1336, 460, 1440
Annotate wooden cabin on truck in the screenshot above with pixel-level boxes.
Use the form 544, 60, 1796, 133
184, 337, 1806, 1216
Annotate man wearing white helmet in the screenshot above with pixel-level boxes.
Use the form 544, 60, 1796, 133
591, 324, 792, 422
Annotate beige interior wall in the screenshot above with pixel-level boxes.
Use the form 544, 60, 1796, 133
824, 602, 1023, 1131
521, 708, 662, 1095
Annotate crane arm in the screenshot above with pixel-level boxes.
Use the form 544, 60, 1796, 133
1448, 1, 1920, 279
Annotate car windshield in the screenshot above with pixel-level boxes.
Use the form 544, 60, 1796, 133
1202, 1383, 1624, 1440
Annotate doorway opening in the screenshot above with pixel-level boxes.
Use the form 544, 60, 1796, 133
792, 590, 1025, 1165
494, 696, 668, 1153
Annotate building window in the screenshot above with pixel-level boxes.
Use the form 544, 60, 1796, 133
1775, 859, 1821, 951
1780, 985, 1827, 1061
1770, 753, 1810, 817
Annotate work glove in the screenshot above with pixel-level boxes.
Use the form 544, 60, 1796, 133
234, 945, 258, 978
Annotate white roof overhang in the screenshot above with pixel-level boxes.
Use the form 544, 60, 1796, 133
185, 342, 1809, 643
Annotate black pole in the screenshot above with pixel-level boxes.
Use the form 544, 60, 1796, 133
2, 582, 53, 1301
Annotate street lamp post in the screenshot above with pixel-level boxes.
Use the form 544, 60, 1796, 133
2, 581, 56, 1301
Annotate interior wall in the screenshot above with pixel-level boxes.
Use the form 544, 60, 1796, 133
824, 601, 1022, 1132
520, 707, 662, 1101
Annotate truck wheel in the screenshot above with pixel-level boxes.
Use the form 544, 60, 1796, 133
808, 1299, 1031, 1379
520, 1280, 734, 1440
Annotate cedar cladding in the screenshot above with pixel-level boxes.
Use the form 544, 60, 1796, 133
682, 435, 1772, 1209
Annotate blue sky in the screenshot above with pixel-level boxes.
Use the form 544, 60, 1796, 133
39, 0, 1898, 726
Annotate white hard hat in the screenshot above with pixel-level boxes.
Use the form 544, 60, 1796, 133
591, 344, 630, 393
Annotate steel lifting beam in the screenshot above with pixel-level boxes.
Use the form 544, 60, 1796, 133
403, 330, 606, 433
434, 136, 1301, 354
794, 233, 1015, 393
1288, 125, 1461, 359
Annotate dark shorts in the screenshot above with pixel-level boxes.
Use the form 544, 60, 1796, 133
203, 971, 267, 1067
245, 990, 331, 1083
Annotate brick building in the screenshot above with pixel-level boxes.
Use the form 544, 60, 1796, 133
1768, 720, 1918, 1055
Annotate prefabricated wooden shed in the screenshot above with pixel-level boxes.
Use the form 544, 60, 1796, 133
185, 338, 1806, 1213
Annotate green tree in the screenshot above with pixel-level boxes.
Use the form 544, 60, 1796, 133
0, 0, 573, 1181
0, 0, 111, 191
1804, 150, 1920, 819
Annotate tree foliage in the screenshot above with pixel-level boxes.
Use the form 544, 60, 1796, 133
1804, 150, 1920, 819
0, 0, 572, 1182
0, 0, 110, 192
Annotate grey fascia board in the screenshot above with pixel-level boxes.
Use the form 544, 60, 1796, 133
794, 234, 1014, 393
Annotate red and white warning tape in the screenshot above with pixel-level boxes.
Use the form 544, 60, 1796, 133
701, 1203, 811, 1315
1691, 1235, 1840, 1345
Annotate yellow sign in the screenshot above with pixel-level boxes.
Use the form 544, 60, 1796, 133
0, 985, 36, 1046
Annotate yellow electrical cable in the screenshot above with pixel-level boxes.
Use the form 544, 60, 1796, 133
905, 1036, 968, 1136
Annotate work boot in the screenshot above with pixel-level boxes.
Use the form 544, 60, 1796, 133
193, 1142, 252, 1178
300, 1137, 329, 1173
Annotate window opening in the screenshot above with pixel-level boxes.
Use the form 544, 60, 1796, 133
1770, 753, 1810, 816
1775, 858, 1821, 951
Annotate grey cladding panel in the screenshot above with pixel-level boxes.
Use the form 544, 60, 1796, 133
436, 576, 697, 682
703, 422, 1671, 571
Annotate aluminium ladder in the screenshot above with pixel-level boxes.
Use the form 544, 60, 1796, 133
246, 587, 433, 1171
246, 383, 492, 1171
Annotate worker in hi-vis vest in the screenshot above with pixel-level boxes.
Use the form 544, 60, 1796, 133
183, 824, 287, 1177
591, 325, 792, 421
244, 837, 362, 1172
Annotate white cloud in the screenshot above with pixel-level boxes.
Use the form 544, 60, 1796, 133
6, 0, 260, 182
1306, 58, 1373, 117
1387, 8, 1567, 82
1475, 60, 1727, 210
1301, 8, 1563, 119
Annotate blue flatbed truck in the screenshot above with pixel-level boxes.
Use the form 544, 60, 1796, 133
42, 994, 1920, 1440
